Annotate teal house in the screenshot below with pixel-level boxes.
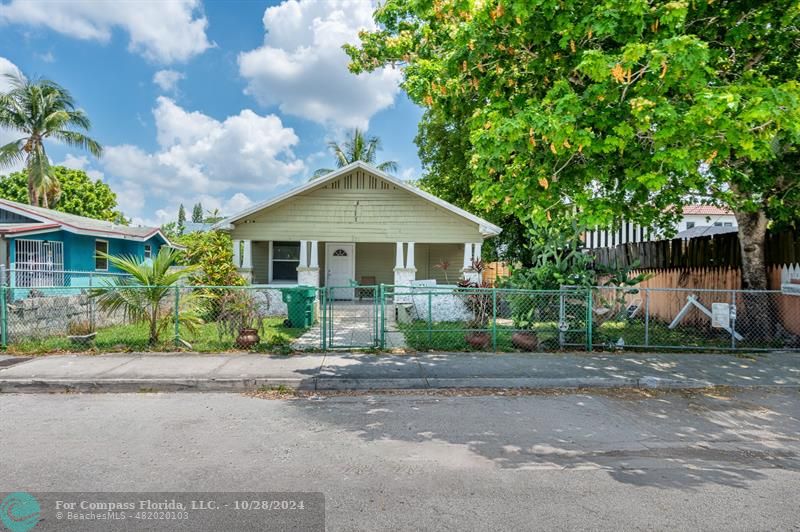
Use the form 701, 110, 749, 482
0, 198, 171, 288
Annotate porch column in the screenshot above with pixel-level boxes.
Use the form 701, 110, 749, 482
405, 242, 415, 269
473, 242, 482, 263
297, 240, 320, 289
299, 240, 308, 268
394, 241, 417, 303
232, 239, 241, 268
461, 242, 481, 285
395, 242, 404, 269
240, 240, 253, 283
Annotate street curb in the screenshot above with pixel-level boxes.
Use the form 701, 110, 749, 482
3, 376, 795, 394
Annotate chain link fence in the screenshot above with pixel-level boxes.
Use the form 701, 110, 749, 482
0, 281, 797, 354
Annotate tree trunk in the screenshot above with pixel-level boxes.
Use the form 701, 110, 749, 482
149, 309, 159, 346
734, 209, 774, 340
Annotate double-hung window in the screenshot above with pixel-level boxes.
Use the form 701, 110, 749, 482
95, 240, 109, 271
271, 241, 300, 282
144, 244, 152, 259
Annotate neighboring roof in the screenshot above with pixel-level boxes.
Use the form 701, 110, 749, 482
0, 223, 61, 236
0, 198, 171, 244
682, 205, 733, 216
214, 161, 502, 237
676, 225, 738, 239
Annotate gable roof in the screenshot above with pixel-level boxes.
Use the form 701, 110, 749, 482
215, 161, 502, 237
0, 198, 171, 244
682, 205, 734, 216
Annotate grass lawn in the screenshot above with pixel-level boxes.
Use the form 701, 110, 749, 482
5, 317, 308, 355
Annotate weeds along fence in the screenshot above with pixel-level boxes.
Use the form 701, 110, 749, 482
0, 282, 798, 354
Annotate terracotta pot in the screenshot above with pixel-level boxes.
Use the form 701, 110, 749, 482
236, 328, 260, 349
465, 331, 491, 349
511, 331, 539, 351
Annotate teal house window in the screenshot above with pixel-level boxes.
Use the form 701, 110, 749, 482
95, 240, 109, 271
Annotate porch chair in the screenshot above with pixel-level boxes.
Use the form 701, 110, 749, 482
349, 276, 377, 301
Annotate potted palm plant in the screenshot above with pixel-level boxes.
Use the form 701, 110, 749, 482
216, 290, 266, 349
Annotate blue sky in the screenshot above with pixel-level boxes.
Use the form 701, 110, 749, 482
0, 0, 423, 226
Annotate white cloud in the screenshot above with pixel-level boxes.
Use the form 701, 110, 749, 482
0, 56, 24, 174
153, 69, 185, 93
102, 97, 304, 224
238, 0, 402, 129
0, 0, 212, 63
57, 153, 105, 181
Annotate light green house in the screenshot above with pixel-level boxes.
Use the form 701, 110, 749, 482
215, 161, 501, 297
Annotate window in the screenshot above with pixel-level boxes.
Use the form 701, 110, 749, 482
723, 222, 733, 227
95, 240, 109, 271
144, 244, 152, 259
332, 248, 348, 257
271, 241, 300, 282
685, 221, 695, 229
714, 222, 723, 227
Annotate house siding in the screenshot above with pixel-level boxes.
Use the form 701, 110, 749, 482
229, 169, 486, 243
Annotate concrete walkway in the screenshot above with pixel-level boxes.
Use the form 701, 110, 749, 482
0, 351, 798, 393
291, 302, 406, 350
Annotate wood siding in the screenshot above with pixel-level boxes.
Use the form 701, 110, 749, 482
229, 169, 485, 243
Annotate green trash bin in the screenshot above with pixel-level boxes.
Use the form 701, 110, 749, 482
281, 286, 317, 328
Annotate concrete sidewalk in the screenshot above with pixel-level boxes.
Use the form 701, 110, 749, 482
0, 351, 798, 393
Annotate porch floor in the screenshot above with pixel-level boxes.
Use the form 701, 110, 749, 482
291, 302, 407, 350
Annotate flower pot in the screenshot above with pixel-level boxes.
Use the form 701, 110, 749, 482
465, 331, 491, 349
68, 332, 96, 348
236, 328, 260, 349
511, 331, 539, 351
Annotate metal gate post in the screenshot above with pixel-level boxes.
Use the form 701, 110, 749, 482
174, 286, 180, 345
0, 285, 7, 349
379, 284, 386, 350
427, 291, 432, 348
644, 288, 650, 347
586, 289, 593, 352
321, 287, 327, 350
559, 291, 566, 348
730, 290, 737, 349
491, 288, 497, 352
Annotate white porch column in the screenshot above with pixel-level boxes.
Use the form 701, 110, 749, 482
232, 239, 241, 268
473, 242, 482, 263
297, 240, 320, 289
461, 242, 481, 284
394, 241, 417, 302
405, 242, 415, 269
395, 242, 405, 269
299, 240, 308, 268
462, 242, 473, 270
240, 240, 253, 283
309, 240, 319, 268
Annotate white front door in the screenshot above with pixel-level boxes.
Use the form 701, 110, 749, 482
326, 243, 355, 299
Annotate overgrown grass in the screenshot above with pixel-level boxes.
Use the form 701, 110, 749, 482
6, 317, 308, 355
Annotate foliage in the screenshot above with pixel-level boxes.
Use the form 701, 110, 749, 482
89, 247, 201, 345
215, 289, 267, 340
204, 207, 223, 224
0, 72, 102, 207
0, 166, 124, 222
192, 202, 203, 223
347, 0, 800, 286
66, 319, 94, 336
456, 259, 493, 327
176, 230, 245, 287
177, 204, 186, 234
312, 128, 399, 178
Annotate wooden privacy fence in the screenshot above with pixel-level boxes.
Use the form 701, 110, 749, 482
482, 261, 510, 285
591, 229, 800, 269
623, 265, 800, 336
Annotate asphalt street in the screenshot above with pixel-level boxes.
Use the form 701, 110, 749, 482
2, 389, 799, 530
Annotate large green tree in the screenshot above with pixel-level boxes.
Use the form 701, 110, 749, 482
347, 0, 800, 295
312, 128, 399, 178
0, 166, 124, 222
0, 72, 102, 207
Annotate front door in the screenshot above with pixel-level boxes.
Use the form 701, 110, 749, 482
326, 243, 355, 299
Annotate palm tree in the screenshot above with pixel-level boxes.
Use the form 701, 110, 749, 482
90, 247, 201, 346
312, 128, 398, 179
0, 72, 102, 207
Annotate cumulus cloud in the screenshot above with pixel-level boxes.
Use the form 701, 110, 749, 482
238, 0, 402, 129
57, 154, 105, 181
153, 69, 185, 93
101, 97, 304, 224
0, 0, 212, 63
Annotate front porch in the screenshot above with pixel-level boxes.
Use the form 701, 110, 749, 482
232, 240, 485, 293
